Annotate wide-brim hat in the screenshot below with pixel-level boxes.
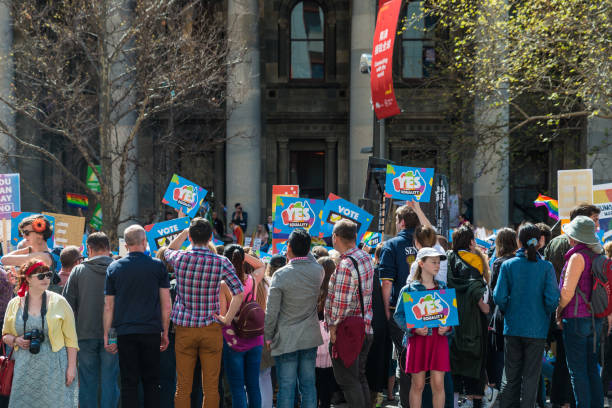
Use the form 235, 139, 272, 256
562, 215, 600, 245
416, 247, 447, 262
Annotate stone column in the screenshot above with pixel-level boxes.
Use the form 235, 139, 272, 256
587, 117, 612, 185
214, 141, 225, 212
109, 1, 138, 231
226, 0, 261, 232
0, 1, 15, 174
472, 1, 509, 228
325, 138, 337, 194
277, 138, 289, 185
348, 0, 375, 203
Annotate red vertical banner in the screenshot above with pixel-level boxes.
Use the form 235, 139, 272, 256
371, 0, 402, 119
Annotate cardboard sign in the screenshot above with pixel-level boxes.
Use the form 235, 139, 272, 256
0, 174, 20, 219
401, 288, 459, 329
11, 212, 55, 248
558, 169, 593, 219
319, 193, 373, 240
87, 166, 101, 192
370, 0, 402, 119
162, 174, 207, 218
385, 164, 434, 202
43, 212, 86, 248
143, 217, 191, 255
273, 197, 325, 237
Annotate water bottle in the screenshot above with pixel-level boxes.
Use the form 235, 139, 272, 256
108, 328, 117, 345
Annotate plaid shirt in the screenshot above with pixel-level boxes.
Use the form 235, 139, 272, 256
325, 247, 374, 334
165, 247, 243, 327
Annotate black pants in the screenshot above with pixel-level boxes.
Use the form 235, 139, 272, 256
551, 329, 576, 407
500, 336, 546, 408
118, 333, 161, 408
316, 367, 338, 408
331, 334, 373, 408
389, 317, 411, 408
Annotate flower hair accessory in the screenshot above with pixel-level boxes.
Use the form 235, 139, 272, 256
526, 238, 538, 247
17, 261, 47, 297
32, 218, 46, 233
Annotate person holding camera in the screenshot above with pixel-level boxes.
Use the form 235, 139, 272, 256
2, 259, 79, 407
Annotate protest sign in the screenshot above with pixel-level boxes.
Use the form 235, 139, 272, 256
259, 251, 273, 263
273, 197, 325, 237
162, 174, 207, 218
118, 238, 128, 258
0, 174, 20, 219
361, 231, 382, 248
271, 185, 299, 221
0, 219, 10, 254
598, 218, 612, 245
87, 166, 101, 192
89, 204, 102, 230
384, 164, 434, 202
271, 238, 288, 255
401, 288, 459, 329
435, 174, 450, 240
144, 217, 191, 255
370, 0, 402, 119
244, 237, 252, 248
252, 238, 262, 253
593, 183, 612, 219
558, 169, 593, 219
66, 193, 88, 210
11, 212, 55, 248
319, 193, 373, 240
43, 212, 86, 248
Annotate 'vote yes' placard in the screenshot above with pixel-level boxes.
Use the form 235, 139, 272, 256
144, 217, 191, 255
162, 174, 207, 218
319, 193, 373, 241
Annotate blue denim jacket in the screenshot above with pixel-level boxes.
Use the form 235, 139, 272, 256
493, 248, 560, 339
393, 280, 454, 344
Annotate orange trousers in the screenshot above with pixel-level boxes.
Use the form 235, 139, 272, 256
174, 324, 223, 408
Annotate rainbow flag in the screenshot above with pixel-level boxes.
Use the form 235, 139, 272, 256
534, 194, 559, 220
66, 193, 89, 209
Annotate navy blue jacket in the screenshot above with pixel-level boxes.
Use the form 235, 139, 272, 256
378, 228, 417, 307
493, 248, 560, 339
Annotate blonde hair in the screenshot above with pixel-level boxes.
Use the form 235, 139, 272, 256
604, 242, 612, 259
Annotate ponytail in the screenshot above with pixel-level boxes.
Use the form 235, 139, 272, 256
224, 244, 246, 283
518, 223, 541, 262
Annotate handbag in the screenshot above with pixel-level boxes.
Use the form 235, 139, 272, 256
333, 256, 366, 368
0, 342, 15, 396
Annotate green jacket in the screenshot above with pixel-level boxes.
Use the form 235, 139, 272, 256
447, 251, 487, 380
543, 234, 570, 281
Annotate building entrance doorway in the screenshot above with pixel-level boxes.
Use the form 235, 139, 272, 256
290, 151, 325, 199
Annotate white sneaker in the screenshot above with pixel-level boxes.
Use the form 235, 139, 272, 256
483, 386, 499, 408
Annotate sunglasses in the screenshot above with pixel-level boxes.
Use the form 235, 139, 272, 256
21, 230, 37, 237
31, 272, 53, 280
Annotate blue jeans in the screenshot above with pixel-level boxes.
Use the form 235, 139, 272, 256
222, 341, 262, 408
562, 317, 603, 408
78, 338, 120, 408
274, 347, 317, 408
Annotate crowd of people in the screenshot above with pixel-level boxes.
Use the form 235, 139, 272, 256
0, 202, 610, 408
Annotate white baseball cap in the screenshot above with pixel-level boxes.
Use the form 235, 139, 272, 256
415, 247, 446, 262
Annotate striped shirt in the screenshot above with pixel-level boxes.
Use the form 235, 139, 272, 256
165, 247, 243, 327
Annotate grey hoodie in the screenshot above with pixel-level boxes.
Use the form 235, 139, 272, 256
62, 256, 113, 340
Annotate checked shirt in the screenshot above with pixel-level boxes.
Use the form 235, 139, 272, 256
325, 247, 374, 334
165, 246, 243, 327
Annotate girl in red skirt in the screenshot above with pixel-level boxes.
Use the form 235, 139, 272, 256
394, 247, 452, 408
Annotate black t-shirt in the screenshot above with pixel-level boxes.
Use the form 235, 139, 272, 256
105, 252, 170, 336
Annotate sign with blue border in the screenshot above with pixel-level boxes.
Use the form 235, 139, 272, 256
401, 288, 459, 329
273, 197, 324, 237
11, 212, 55, 248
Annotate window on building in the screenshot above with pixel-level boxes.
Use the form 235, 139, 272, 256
290, 151, 325, 199
290, 1, 325, 80
401, 1, 436, 79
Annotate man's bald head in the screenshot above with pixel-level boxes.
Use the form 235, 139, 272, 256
124, 225, 146, 247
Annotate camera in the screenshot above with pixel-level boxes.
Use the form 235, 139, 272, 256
24, 329, 45, 354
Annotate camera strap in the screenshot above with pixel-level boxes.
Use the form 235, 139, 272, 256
22, 291, 47, 336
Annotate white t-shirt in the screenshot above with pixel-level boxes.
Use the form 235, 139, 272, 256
406, 243, 448, 284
